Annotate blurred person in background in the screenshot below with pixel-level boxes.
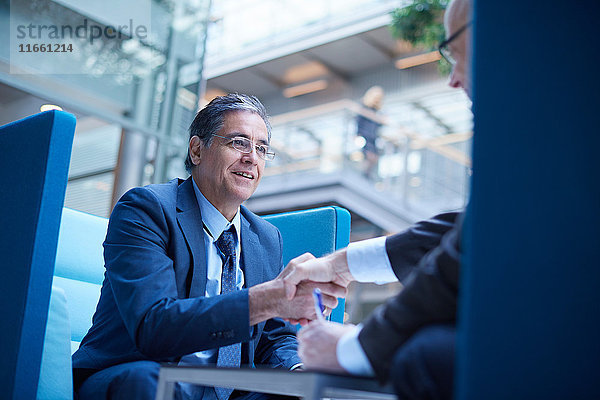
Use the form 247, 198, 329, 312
356, 85, 385, 180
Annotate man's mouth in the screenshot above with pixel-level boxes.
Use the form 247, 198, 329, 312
233, 171, 254, 180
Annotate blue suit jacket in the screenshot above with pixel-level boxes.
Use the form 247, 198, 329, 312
72, 178, 300, 381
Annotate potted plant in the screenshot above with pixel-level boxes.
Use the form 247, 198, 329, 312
389, 0, 450, 73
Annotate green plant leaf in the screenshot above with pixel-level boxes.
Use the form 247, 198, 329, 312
389, 0, 450, 75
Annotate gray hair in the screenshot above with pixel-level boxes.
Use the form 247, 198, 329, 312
445, 0, 471, 32
185, 93, 272, 173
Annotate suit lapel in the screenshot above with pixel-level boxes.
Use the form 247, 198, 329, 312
176, 178, 207, 298
240, 210, 263, 289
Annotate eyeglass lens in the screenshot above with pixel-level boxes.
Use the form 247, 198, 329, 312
216, 135, 274, 160
440, 46, 455, 65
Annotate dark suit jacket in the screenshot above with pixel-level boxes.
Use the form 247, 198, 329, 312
358, 212, 461, 382
72, 177, 300, 384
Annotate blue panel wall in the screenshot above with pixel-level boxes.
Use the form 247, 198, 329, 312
0, 111, 75, 400
457, 1, 600, 399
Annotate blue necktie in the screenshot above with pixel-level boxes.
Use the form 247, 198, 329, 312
214, 226, 241, 400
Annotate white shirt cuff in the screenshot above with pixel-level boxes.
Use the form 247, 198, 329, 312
290, 363, 303, 371
336, 325, 374, 376
346, 236, 397, 284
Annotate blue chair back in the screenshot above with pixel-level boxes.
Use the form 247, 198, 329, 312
0, 111, 75, 400
263, 206, 350, 322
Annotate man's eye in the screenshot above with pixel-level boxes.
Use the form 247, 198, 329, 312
256, 145, 267, 155
233, 138, 247, 147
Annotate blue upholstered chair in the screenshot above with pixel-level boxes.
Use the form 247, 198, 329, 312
0, 111, 76, 400
38, 205, 350, 399
263, 207, 349, 323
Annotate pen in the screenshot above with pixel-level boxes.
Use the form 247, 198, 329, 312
312, 288, 325, 321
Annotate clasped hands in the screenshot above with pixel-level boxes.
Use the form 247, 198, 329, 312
248, 251, 358, 373
279, 251, 357, 373
276, 252, 353, 325
248, 250, 353, 325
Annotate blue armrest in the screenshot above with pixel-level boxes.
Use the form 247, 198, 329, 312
37, 286, 73, 400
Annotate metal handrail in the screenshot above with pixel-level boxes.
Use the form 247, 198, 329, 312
270, 98, 472, 167
266, 97, 472, 214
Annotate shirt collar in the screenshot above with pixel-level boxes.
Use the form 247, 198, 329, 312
192, 178, 241, 242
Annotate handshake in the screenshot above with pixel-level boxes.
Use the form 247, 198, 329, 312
247, 250, 354, 326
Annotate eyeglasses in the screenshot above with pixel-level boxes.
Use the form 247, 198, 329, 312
212, 134, 275, 161
438, 21, 472, 66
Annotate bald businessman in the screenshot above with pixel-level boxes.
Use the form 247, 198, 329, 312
282, 0, 472, 398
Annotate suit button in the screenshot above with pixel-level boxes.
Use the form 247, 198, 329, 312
211, 333, 217, 339
217, 332, 223, 338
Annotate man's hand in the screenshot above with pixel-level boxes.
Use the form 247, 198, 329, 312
248, 277, 346, 325
279, 251, 355, 299
277, 280, 345, 321
297, 320, 356, 373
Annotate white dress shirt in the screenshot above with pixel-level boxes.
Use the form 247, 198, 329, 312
179, 180, 243, 366
337, 236, 397, 376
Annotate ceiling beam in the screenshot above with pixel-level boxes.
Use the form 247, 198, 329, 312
358, 34, 396, 61
301, 52, 349, 82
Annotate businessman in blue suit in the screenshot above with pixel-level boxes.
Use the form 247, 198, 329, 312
73, 94, 344, 400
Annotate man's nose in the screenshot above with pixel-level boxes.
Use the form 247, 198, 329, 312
241, 147, 259, 163
448, 70, 463, 89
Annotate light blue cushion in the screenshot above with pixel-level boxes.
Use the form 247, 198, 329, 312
37, 285, 73, 400
52, 276, 102, 347
53, 208, 108, 351
54, 208, 108, 284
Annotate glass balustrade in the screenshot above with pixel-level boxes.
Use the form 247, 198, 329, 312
266, 89, 473, 216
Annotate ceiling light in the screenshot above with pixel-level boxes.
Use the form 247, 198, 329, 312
283, 79, 328, 98
201, 88, 228, 108
283, 61, 328, 85
395, 51, 441, 70
40, 104, 63, 112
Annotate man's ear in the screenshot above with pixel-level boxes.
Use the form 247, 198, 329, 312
189, 135, 204, 167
